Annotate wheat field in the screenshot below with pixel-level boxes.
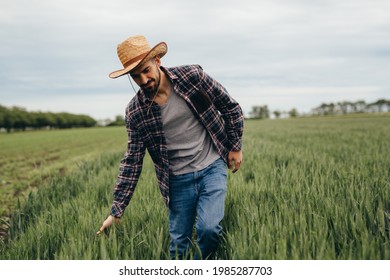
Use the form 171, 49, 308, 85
0, 114, 389, 259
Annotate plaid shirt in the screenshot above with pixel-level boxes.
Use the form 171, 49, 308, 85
111, 64, 244, 218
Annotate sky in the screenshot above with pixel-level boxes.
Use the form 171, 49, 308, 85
1, 0, 389, 119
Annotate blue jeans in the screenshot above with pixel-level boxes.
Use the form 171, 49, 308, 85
168, 158, 227, 259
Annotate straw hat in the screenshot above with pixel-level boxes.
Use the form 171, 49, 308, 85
109, 35, 167, 79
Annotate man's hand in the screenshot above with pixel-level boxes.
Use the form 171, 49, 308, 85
96, 215, 121, 235
228, 150, 243, 173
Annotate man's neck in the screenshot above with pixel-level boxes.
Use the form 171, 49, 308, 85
154, 69, 171, 105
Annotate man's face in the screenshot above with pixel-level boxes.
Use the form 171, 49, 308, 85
130, 57, 160, 96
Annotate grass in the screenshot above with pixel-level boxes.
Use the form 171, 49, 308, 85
224, 114, 389, 259
0, 113, 389, 259
0, 127, 127, 218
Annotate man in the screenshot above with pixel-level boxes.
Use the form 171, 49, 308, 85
97, 35, 244, 259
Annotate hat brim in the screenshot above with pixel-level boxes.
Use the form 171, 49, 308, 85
109, 42, 167, 79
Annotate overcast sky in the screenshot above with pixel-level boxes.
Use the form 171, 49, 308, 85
1, 0, 389, 119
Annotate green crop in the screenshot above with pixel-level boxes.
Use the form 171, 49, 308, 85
0, 114, 389, 259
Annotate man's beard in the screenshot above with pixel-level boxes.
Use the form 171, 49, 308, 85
142, 79, 159, 96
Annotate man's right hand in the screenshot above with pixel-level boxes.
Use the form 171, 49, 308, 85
96, 215, 121, 235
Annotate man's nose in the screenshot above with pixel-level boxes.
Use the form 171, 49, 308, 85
140, 74, 148, 85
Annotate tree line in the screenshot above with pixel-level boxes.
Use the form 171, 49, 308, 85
0, 105, 97, 132
311, 99, 390, 116
248, 105, 299, 119
249, 98, 390, 119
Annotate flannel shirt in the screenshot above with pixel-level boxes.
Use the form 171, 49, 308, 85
110, 64, 244, 218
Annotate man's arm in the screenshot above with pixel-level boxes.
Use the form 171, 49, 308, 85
198, 67, 244, 153
97, 112, 145, 235
110, 117, 146, 218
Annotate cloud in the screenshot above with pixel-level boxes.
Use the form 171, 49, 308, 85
1, 0, 389, 119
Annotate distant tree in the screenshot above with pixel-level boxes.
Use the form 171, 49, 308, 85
54, 113, 68, 128
353, 100, 366, 113
11, 106, 31, 131
0, 105, 6, 128
249, 106, 260, 119
77, 114, 96, 127
310, 98, 390, 116
249, 105, 269, 119
107, 115, 126, 126
338, 101, 356, 114
46, 113, 57, 128
2, 108, 14, 133
372, 99, 388, 112
0, 104, 97, 132
327, 103, 335, 115
273, 110, 281, 119
312, 103, 330, 115
288, 108, 298, 118
31, 111, 49, 129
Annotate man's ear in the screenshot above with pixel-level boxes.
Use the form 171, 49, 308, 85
154, 56, 161, 67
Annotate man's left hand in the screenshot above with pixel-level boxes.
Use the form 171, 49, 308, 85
228, 150, 243, 173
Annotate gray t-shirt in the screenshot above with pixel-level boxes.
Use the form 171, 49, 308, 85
160, 88, 220, 175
